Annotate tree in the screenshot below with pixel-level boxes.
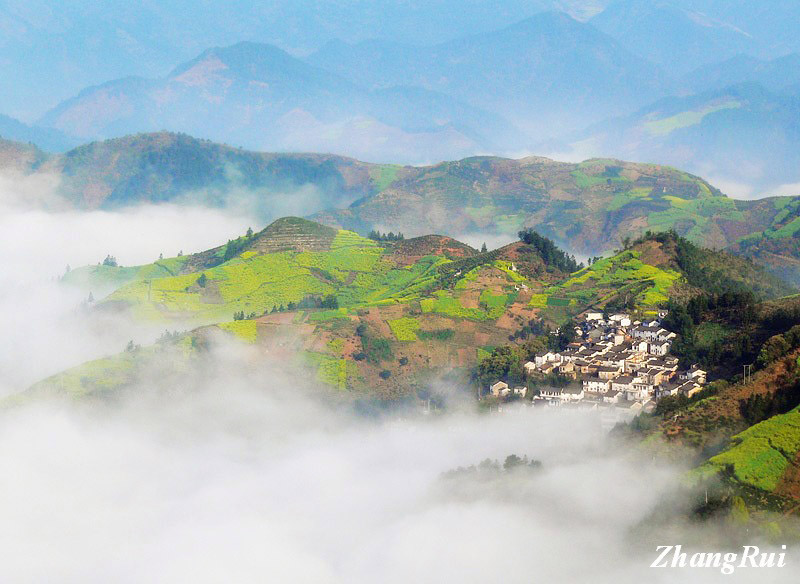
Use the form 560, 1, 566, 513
379, 370, 391, 379
102, 255, 118, 267
87, 292, 94, 303
320, 294, 339, 309
246, 226, 253, 237
517, 229, 579, 272
197, 273, 207, 288
503, 454, 524, 471
481, 242, 488, 253
159, 253, 163, 260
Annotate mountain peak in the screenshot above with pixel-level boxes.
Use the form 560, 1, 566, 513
251, 217, 340, 254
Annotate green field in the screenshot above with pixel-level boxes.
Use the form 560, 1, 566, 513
700, 406, 800, 492
388, 317, 421, 341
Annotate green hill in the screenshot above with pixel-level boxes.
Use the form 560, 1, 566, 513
314, 156, 799, 258
48, 220, 789, 402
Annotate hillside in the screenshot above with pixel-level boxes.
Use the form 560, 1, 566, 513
314, 155, 796, 256
0, 138, 45, 172
729, 198, 800, 287
611, 290, 800, 512
30, 132, 379, 212
52, 218, 564, 396
50, 220, 788, 401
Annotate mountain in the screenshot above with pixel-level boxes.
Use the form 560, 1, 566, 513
308, 11, 667, 137
0, 137, 45, 172
313, 154, 799, 257
52, 217, 572, 396
36, 42, 517, 163
624, 291, 800, 512
728, 198, 800, 287
572, 83, 800, 196
7, 131, 800, 283
0, 114, 76, 152
45, 221, 787, 402
591, 1, 754, 75
0, 1, 577, 120
682, 53, 800, 94
10, 132, 385, 217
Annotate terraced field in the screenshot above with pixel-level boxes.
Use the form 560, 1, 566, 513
530, 249, 681, 318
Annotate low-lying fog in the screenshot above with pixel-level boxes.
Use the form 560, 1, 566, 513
0, 174, 795, 582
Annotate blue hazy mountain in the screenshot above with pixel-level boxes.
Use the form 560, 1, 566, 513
573, 83, 800, 194
0, 114, 77, 152
308, 11, 667, 137
37, 42, 519, 164
0, 0, 587, 121
682, 53, 800, 94
591, 1, 755, 74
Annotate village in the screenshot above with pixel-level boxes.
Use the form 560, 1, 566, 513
488, 311, 708, 414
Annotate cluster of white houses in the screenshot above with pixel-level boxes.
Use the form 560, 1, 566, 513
489, 312, 708, 413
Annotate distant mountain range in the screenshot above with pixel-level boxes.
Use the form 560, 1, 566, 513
35, 41, 520, 164
307, 11, 665, 137
589, 1, 756, 74
32, 11, 663, 158
0, 5, 797, 195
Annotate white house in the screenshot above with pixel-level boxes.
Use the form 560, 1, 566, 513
560, 386, 585, 401
583, 377, 610, 393
679, 365, 707, 384
649, 340, 671, 356
539, 387, 563, 400
585, 311, 603, 321
490, 381, 510, 397
534, 351, 562, 367
609, 313, 631, 324
611, 375, 638, 396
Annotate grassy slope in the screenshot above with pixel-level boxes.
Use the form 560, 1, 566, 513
699, 406, 800, 494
